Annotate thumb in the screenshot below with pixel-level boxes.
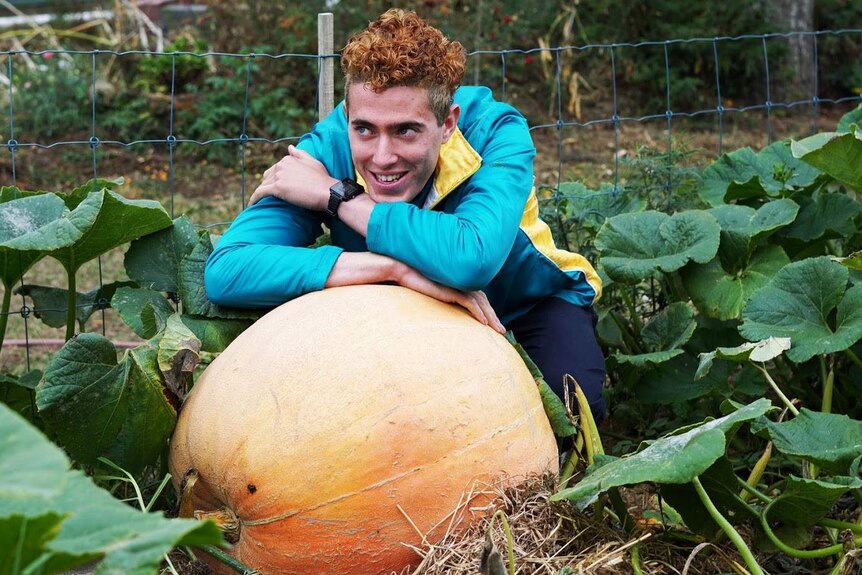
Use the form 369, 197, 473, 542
287, 144, 313, 160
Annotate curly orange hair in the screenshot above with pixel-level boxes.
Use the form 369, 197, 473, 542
341, 9, 466, 124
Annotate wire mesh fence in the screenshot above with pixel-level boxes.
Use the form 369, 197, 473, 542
2, 27, 862, 371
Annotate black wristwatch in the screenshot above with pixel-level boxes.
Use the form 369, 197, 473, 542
326, 178, 364, 218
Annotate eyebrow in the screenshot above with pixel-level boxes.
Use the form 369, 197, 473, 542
350, 119, 425, 132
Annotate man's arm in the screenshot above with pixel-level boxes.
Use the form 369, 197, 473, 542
325, 252, 504, 332
204, 197, 339, 307
249, 101, 535, 293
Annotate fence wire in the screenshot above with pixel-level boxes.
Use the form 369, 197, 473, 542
2, 29, 862, 368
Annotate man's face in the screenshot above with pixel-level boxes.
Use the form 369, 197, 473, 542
346, 83, 459, 204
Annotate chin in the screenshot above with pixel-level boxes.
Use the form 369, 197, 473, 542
369, 188, 418, 204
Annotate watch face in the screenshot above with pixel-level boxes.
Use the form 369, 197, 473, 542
340, 178, 363, 199
327, 179, 364, 217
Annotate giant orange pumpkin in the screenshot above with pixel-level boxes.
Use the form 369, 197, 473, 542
169, 284, 558, 575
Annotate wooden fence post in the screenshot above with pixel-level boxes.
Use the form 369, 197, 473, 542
318, 12, 335, 121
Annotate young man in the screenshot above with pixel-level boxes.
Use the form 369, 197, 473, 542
204, 9, 606, 421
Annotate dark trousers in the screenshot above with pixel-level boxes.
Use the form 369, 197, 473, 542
506, 297, 606, 423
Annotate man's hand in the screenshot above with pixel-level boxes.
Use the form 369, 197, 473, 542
392, 262, 505, 334
325, 252, 505, 334
248, 145, 338, 208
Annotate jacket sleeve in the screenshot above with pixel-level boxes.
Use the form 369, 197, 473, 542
204, 107, 354, 308
204, 196, 343, 308
365, 109, 534, 291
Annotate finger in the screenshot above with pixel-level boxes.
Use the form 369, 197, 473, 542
248, 182, 275, 206
453, 292, 491, 328
287, 144, 313, 159
473, 291, 504, 333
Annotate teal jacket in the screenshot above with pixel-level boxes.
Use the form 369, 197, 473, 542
205, 86, 601, 324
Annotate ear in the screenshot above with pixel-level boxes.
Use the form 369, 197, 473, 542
441, 104, 460, 143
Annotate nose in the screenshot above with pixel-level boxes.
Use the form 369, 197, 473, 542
372, 135, 397, 167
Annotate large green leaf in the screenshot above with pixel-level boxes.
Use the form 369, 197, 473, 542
0, 193, 83, 288
0, 403, 222, 575
595, 210, 720, 283
837, 104, 862, 133
178, 315, 252, 353
683, 244, 791, 321
660, 457, 754, 536
695, 337, 791, 380
635, 352, 742, 404
767, 475, 862, 526
765, 409, 862, 475
36, 334, 177, 473
614, 302, 695, 367
125, 216, 201, 293
112, 287, 176, 339
178, 232, 262, 320
782, 192, 862, 241
792, 129, 862, 191
552, 398, 772, 508
700, 142, 823, 206
48, 189, 172, 274
707, 201, 798, 268
560, 182, 647, 234
14, 281, 136, 330
740, 256, 862, 362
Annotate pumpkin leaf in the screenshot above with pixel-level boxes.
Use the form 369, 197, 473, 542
551, 398, 772, 508
740, 256, 862, 362
112, 287, 176, 339
835, 250, 862, 272
595, 211, 720, 283
700, 142, 822, 206
765, 409, 862, 475
767, 475, 862, 525
659, 456, 753, 536
177, 232, 262, 320
837, 104, 862, 133
792, 129, 862, 191
0, 402, 223, 575
48, 189, 172, 275
35, 334, 176, 474
0, 371, 41, 421
158, 315, 201, 402
67, 177, 125, 200
560, 182, 646, 234
177, 315, 252, 353
635, 352, 741, 404
614, 302, 695, 366
683, 245, 791, 321
14, 282, 136, 330
0, 193, 82, 289
125, 216, 201, 293
782, 192, 862, 241
696, 337, 791, 380
707, 201, 798, 268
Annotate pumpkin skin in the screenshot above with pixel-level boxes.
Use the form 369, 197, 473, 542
169, 284, 558, 575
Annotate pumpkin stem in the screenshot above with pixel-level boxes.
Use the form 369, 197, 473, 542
196, 507, 242, 544
178, 468, 199, 519
179, 468, 243, 544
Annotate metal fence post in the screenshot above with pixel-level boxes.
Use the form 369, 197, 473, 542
318, 12, 334, 121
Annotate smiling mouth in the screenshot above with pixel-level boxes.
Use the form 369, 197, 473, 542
374, 172, 405, 184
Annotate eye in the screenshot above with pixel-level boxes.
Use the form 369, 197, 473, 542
398, 127, 417, 137
354, 126, 370, 136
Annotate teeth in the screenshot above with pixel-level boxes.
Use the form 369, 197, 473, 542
376, 173, 402, 183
